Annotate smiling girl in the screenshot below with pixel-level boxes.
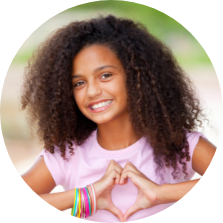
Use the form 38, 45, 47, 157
21, 15, 216, 222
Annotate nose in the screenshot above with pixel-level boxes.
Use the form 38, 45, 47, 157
86, 80, 102, 98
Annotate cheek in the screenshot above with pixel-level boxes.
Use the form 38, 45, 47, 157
73, 90, 85, 110
73, 93, 81, 107
115, 79, 128, 101
118, 83, 128, 109
108, 76, 127, 95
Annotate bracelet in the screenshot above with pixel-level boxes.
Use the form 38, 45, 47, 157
71, 184, 96, 218
85, 186, 92, 217
71, 188, 78, 217
89, 184, 97, 214
73, 188, 78, 216
83, 188, 88, 218
71, 188, 76, 216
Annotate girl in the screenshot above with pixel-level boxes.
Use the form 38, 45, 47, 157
21, 15, 216, 222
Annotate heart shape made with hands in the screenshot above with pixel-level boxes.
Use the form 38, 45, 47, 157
93, 160, 160, 222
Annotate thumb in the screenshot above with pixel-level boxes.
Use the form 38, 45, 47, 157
106, 203, 124, 222
123, 203, 141, 222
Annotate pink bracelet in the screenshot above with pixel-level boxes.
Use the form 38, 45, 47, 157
83, 187, 90, 217
88, 185, 94, 214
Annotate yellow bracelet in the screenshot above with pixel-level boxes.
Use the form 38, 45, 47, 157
71, 188, 77, 216
78, 188, 81, 218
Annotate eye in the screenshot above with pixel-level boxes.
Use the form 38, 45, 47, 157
74, 81, 83, 87
74, 74, 112, 87
102, 74, 112, 79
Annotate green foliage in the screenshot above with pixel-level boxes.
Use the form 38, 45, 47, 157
12, 0, 212, 68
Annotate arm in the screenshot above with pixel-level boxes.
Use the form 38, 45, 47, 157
37, 181, 98, 212
21, 156, 75, 211
39, 189, 75, 211
157, 136, 216, 204
157, 179, 200, 204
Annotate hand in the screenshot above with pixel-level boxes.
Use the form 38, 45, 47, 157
92, 160, 127, 222
119, 162, 160, 221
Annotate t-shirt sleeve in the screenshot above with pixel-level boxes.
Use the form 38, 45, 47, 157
154, 131, 208, 184
35, 150, 65, 186
186, 131, 207, 175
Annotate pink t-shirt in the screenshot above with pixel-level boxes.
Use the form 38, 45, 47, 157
36, 130, 205, 222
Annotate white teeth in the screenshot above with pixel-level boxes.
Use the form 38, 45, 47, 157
92, 100, 112, 110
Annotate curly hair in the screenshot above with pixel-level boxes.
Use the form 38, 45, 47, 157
21, 14, 205, 179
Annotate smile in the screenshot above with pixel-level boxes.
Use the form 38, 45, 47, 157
89, 100, 113, 113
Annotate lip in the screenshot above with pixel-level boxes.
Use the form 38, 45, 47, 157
88, 99, 113, 113
88, 99, 112, 108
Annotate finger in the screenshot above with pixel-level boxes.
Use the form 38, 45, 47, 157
109, 159, 120, 165
106, 160, 123, 176
108, 168, 121, 185
125, 162, 148, 178
120, 174, 128, 184
113, 160, 123, 170
123, 202, 141, 222
116, 171, 121, 185
106, 203, 124, 222
94, 169, 121, 195
120, 163, 142, 184
111, 160, 123, 173
105, 160, 115, 174
119, 175, 128, 185
120, 170, 139, 185
105, 161, 132, 185
109, 166, 122, 181
123, 162, 139, 173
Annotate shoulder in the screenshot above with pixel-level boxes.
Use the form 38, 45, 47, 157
186, 131, 206, 144
186, 131, 207, 158
21, 155, 57, 194
35, 141, 78, 185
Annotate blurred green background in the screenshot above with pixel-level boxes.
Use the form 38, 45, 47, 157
1, 0, 222, 174
12, 1, 211, 67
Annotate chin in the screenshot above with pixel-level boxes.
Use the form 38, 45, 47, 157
91, 116, 114, 125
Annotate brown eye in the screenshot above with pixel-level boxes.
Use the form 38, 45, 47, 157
74, 81, 85, 87
74, 74, 112, 87
102, 74, 112, 79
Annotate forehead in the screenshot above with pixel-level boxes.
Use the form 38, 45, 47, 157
72, 45, 123, 73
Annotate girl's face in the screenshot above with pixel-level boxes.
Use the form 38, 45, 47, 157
72, 44, 128, 125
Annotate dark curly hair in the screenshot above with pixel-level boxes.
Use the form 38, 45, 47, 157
21, 14, 205, 179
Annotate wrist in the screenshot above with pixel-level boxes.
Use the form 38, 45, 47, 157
157, 183, 180, 204
88, 184, 97, 214
156, 184, 168, 205
92, 181, 103, 198
86, 185, 93, 213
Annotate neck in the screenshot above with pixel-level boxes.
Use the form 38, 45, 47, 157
97, 113, 142, 151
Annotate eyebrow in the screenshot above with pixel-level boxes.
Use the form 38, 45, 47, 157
72, 65, 118, 79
